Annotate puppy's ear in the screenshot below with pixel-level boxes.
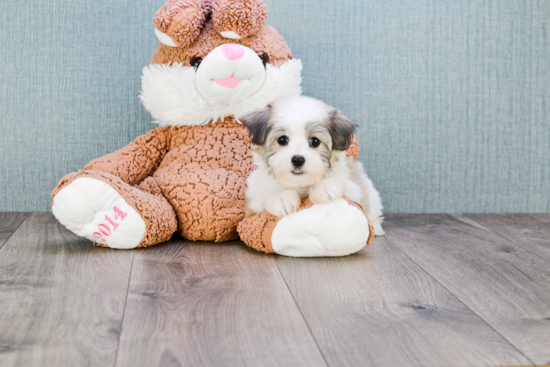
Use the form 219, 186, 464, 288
328, 109, 357, 151
241, 105, 273, 146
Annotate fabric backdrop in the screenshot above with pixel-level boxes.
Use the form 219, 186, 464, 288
1, 0, 549, 213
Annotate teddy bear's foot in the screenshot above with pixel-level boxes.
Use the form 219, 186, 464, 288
52, 177, 146, 249
238, 199, 373, 257
52, 171, 177, 249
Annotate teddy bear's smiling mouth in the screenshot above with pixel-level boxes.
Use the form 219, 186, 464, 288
213, 76, 244, 88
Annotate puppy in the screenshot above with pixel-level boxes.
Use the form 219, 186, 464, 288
242, 96, 385, 236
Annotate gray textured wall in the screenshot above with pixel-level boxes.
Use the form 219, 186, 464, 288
1, 0, 549, 213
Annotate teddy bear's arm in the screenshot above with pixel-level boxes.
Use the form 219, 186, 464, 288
84, 127, 169, 186
346, 135, 361, 160
238, 198, 374, 255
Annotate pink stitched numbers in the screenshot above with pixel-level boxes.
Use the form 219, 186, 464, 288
93, 207, 128, 243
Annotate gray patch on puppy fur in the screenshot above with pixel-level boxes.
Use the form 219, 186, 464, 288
241, 105, 273, 145
328, 109, 357, 151
262, 126, 289, 162
306, 121, 333, 165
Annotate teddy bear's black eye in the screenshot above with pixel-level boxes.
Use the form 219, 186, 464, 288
258, 54, 268, 67
192, 58, 203, 69
309, 137, 321, 148
278, 136, 289, 146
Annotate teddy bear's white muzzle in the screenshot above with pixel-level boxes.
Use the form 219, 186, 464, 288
196, 44, 266, 105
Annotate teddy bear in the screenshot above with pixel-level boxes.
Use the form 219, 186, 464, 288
51, 0, 379, 257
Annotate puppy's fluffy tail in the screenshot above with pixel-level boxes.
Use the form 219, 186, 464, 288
347, 159, 385, 236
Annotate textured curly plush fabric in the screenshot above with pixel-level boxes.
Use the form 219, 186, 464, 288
237, 210, 279, 253
151, 20, 293, 67
84, 128, 170, 185
154, 0, 267, 48
154, 0, 208, 48
153, 118, 253, 241
238, 198, 374, 254
347, 136, 361, 160
212, 0, 267, 39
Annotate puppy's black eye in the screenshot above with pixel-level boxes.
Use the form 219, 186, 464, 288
192, 58, 203, 69
277, 136, 289, 146
309, 137, 321, 148
258, 54, 268, 67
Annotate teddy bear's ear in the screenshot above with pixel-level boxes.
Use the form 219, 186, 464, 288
154, 0, 211, 48
212, 0, 268, 40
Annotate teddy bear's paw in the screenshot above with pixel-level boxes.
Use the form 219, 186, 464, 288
270, 199, 370, 257
52, 178, 146, 249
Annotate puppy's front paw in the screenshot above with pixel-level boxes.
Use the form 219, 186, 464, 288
265, 190, 300, 217
310, 180, 345, 204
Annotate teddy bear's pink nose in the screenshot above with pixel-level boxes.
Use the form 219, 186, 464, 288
222, 44, 244, 61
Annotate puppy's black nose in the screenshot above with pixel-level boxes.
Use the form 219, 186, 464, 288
291, 155, 305, 168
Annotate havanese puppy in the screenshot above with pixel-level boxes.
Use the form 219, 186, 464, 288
242, 96, 384, 235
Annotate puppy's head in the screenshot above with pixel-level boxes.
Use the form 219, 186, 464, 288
242, 96, 357, 189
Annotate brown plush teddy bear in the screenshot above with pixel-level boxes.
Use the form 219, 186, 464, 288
52, 0, 380, 257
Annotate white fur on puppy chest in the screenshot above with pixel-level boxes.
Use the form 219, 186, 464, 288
271, 199, 370, 257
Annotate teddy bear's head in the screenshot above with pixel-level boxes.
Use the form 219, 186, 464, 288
140, 0, 303, 127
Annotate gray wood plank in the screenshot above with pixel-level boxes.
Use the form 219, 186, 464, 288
383, 214, 550, 365
466, 214, 550, 263
0, 213, 29, 248
115, 239, 327, 367
528, 213, 550, 224
0, 213, 134, 367
274, 237, 530, 367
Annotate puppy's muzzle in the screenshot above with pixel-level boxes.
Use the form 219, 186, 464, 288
291, 155, 305, 168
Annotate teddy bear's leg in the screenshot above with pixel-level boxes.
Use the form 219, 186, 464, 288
238, 199, 373, 257
52, 171, 177, 249
156, 166, 248, 242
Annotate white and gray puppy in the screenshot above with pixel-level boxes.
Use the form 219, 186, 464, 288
242, 96, 384, 235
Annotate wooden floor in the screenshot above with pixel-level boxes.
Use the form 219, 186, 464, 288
0, 213, 549, 367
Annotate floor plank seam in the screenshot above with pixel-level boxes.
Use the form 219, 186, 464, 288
273, 259, 331, 367
0, 213, 30, 252
381, 226, 536, 366
464, 215, 550, 266
113, 250, 136, 367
